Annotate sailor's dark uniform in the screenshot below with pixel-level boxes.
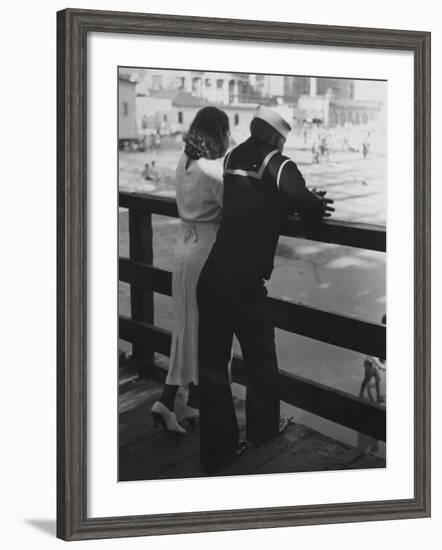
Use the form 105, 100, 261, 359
197, 134, 324, 473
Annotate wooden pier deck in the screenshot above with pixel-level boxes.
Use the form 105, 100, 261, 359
119, 365, 385, 482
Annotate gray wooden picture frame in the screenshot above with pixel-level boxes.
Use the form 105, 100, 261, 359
57, 8, 431, 541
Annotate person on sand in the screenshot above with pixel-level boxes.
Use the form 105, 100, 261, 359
150, 106, 230, 435
359, 314, 386, 404
150, 160, 160, 181
141, 163, 152, 180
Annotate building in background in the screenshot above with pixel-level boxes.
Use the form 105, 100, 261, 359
328, 98, 384, 126
283, 76, 310, 104
135, 88, 260, 140
295, 77, 384, 126
133, 69, 286, 105
119, 69, 385, 145
128, 69, 294, 138
118, 73, 138, 147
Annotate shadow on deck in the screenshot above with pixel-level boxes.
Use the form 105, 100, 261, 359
119, 365, 386, 482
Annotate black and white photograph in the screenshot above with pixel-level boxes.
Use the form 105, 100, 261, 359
118, 67, 387, 481
1, 0, 437, 546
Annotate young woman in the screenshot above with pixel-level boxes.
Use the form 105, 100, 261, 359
151, 107, 230, 434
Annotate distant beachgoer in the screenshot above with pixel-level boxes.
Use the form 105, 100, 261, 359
303, 123, 308, 144
141, 163, 152, 180
319, 133, 330, 162
150, 160, 160, 181
137, 136, 147, 152
359, 314, 386, 403
362, 140, 370, 159
312, 140, 320, 164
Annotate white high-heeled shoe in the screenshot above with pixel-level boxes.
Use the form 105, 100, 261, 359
151, 401, 186, 435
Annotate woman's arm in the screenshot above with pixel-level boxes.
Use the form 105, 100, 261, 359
199, 158, 224, 207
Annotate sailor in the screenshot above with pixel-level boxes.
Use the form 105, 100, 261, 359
197, 105, 334, 473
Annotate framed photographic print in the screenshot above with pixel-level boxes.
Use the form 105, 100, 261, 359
57, 8, 431, 541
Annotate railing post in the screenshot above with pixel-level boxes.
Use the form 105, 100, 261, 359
128, 207, 154, 376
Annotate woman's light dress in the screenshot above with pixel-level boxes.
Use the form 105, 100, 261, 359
165, 154, 224, 386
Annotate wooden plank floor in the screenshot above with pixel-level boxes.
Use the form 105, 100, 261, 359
119, 367, 385, 482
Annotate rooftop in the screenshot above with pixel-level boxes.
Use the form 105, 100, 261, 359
151, 89, 211, 108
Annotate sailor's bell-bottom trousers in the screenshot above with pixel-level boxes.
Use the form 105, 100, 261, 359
197, 262, 280, 473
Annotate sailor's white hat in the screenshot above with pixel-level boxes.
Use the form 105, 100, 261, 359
254, 105, 291, 140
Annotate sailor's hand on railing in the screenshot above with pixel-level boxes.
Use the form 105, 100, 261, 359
312, 188, 334, 218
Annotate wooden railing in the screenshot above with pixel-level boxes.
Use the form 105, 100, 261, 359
119, 191, 386, 441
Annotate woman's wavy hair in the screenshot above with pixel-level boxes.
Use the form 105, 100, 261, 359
183, 106, 230, 161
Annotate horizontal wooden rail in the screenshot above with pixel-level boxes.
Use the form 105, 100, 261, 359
120, 192, 179, 217
119, 316, 386, 441
119, 191, 386, 252
119, 258, 386, 358
119, 190, 387, 440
